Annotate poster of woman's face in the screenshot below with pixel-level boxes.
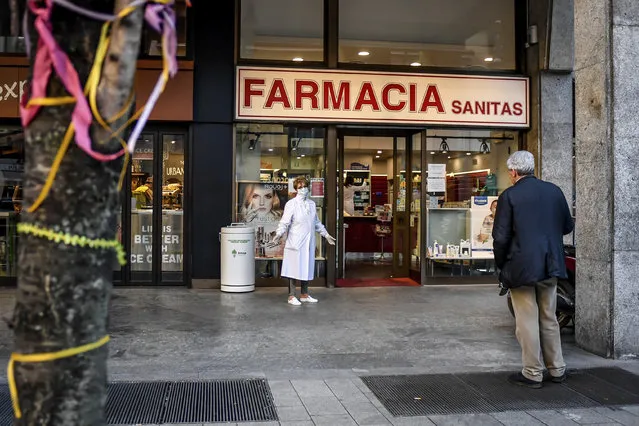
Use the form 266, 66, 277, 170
238, 183, 289, 258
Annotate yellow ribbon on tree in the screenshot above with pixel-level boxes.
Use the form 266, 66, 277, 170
8, 335, 111, 419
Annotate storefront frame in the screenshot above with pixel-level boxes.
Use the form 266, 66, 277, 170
236, 0, 529, 76
231, 121, 524, 288
327, 124, 524, 287
0, 119, 22, 287
114, 123, 192, 287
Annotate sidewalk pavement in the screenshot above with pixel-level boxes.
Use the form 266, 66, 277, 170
1, 285, 638, 425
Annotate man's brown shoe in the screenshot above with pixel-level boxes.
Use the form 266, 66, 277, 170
550, 373, 567, 383
508, 372, 543, 389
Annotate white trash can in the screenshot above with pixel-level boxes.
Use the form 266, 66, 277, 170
220, 223, 255, 292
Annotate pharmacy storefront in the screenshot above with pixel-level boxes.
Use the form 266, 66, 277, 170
234, 66, 529, 285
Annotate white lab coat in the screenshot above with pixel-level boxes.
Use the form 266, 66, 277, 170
343, 183, 368, 216
343, 185, 356, 216
276, 194, 328, 281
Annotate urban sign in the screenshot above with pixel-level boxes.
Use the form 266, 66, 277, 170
236, 67, 529, 128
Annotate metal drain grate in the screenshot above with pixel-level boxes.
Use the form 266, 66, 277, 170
162, 379, 278, 424
106, 381, 169, 425
562, 368, 639, 406
580, 367, 639, 397
361, 374, 494, 416
457, 372, 597, 411
0, 379, 277, 425
0, 385, 11, 426
362, 368, 639, 417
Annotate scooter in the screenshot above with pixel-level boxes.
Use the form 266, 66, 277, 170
503, 245, 576, 329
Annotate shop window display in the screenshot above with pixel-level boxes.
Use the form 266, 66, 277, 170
339, 0, 516, 70
143, 0, 190, 57
0, 1, 27, 54
0, 126, 22, 280
424, 129, 519, 277
235, 123, 326, 280
0, 0, 189, 58
239, 0, 324, 62
126, 132, 186, 283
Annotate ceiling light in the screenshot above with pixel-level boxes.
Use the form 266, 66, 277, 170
439, 138, 450, 154
479, 139, 490, 154
301, 154, 305, 157
248, 134, 261, 150
410, 62, 422, 67
430, 151, 435, 155
466, 152, 471, 156
296, 156, 301, 159
292, 57, 304, 62
171, 140, 176, 144
447, 156, 451, 159
377, 150, 382, 154
484, 57, 494, 62
268, 148, 273, 152
375, 155, 380, 159
358, 51, 370, 56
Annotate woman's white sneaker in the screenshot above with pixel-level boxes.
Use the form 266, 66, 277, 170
288, 297, 302, 306
300, 295, 318, 303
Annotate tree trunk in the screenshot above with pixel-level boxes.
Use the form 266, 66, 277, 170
11, 1, 144, 424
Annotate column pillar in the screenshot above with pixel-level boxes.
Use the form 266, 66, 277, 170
574, 0, 639, 357
526, 0, 574, 215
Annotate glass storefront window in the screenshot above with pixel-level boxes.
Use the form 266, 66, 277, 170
339, 0, 516, 70
239, 0, 324, 62
235, 123, 326, 280
0, 1, 27, 54
0, 126, 22, 279
161, 134, 185, 281
410, 133, 422, 278
1, 0, 188, 58
425, 129, 519, 278
127, 130, 187, 284
143, 0, 189, 57
130, 135, 155, 277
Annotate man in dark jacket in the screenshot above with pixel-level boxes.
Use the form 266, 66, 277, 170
492, 150, 574, 388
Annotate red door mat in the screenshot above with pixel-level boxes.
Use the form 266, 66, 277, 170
336, 277, 420, 287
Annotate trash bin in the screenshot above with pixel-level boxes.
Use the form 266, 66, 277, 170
220, 223, 255, 292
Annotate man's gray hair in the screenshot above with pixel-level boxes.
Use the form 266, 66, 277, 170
506, 150, 535, 175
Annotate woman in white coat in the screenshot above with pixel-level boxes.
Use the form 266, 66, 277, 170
273, 176, 336, 305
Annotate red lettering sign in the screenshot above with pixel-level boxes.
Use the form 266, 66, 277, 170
244, 78, 265, 108
382, 83, 406, 112
295, 80, 319, 109
420, 85, 445, 113
265, 79, 291, 109
237, 67, 529, 128
354, 82, 380, 112
323, 81, 350, 110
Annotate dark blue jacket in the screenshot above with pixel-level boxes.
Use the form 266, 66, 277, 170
492, 176, 574, 288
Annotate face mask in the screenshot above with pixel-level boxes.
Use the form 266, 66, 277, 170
297, 187, 309, 199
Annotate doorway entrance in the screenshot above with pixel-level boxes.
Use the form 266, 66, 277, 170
336, 128, 423, 286
114, 126, 188, 286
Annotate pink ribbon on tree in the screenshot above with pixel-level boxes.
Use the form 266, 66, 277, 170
21, 0, 180, 160
126, 3, 178, 153
21, 0, 116, 160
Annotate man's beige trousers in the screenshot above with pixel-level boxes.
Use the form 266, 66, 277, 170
510, 277, 566, 382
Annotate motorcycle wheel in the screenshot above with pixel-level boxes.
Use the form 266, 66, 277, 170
506, 280, 575, 329
556, 279, 575, 328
